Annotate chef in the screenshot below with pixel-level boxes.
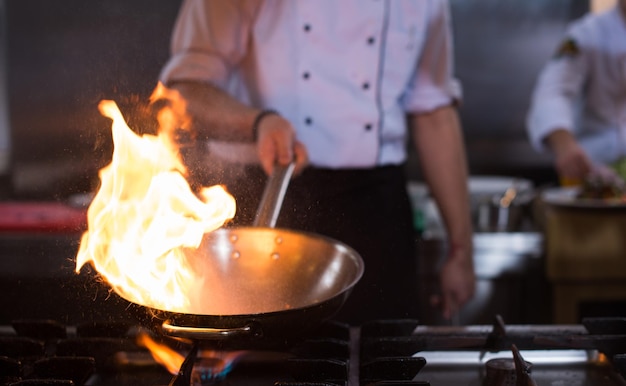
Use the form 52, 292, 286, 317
158, 0, 475, 324
526, 0, 626, 184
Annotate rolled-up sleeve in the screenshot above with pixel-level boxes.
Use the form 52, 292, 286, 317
159, 0, 257, 89
402, 0, 461, 114
526, 28, 588, 152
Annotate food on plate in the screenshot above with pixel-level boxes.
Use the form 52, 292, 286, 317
577, 174, 626, 202
612, 158, 626, 181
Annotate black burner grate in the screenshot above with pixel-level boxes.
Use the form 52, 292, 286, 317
1, 316, 626, 386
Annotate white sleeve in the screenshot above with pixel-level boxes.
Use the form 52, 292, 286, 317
402, 0, 462, 113
159, 0, 258, 89
526, 22, 589, 152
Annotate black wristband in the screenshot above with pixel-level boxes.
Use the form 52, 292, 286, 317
252, 109, 279, 141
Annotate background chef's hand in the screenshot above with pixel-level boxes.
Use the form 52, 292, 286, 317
255, 113, 308, 176
431, 245, 476, 321
587, 163, 625, 187
546, 129, 594, 183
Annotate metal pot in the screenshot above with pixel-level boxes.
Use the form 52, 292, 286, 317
475, 191, 535, 232
129, 164, 364, 347
408, 176, 536, 235
472, 177, 535, 233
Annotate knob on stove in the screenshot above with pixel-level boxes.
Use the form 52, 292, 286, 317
484, 358, 519, 386
483, 345, 536, 386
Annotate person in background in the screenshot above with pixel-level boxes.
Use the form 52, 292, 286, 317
526, 0, 626, 185
159, 0, 475, 324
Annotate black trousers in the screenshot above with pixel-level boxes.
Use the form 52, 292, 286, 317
207, 164, 419, 324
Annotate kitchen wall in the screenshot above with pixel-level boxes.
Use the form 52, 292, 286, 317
3, 0, 182, 199
0, 0, 10, 195
2, 0, 590, 199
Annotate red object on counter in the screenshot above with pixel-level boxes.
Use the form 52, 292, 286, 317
0, 202, 87, 233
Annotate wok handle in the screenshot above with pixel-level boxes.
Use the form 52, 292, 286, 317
253, 162, 295, 228
161, 320, 254, 340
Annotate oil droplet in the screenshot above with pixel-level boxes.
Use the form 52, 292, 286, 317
275, 236, 283, 244
271, 252, 280, 260
232, 251, 241, 259
230, 235, 238, 243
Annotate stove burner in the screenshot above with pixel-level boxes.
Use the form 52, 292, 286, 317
1, 316, 626, 385
32, 356, 96, 385
483, 345, 535, 386
11, 319, 67, 340
190, 357, 230, 385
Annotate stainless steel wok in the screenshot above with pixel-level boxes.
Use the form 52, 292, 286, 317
131, 163, 365, 346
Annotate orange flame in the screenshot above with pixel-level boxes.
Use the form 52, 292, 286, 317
75, 87, 236, 313
137, 332, 185, 374
137, 331, 245, 378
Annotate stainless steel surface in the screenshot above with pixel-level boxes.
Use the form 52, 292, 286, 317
471, 176, 536, 233
417, 232, 549, 325
161, 320, 252, 340
473, 232, 543, 278
409, 176, 537, 236
415, 349, 598, 366
475, 191, 536, 233
411, 323, 626, 386
413, 354, 626, 386
169, 226, 364, 315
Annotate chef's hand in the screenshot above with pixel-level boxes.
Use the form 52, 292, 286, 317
546, 129, 593, 185
432, 245, 476, 321
587, 163, 625, 187
255, 112, 309, 176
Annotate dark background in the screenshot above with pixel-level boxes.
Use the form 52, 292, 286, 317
2, 0, 182, 199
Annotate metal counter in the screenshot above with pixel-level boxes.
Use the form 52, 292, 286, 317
416, 232, 551, 326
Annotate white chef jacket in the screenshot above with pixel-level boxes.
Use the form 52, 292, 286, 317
160, 0, 461, 169
526, 4, 626, 165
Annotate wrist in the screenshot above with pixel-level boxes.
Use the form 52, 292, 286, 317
252, 109, 280, 141
545, 129, 576, 156
447, 237, 473, 258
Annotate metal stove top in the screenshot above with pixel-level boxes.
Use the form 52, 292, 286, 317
0, 316, 625, 385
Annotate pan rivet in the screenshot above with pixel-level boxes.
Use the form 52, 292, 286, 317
275, 236, 283, 244
271, 252, 280, 260
232, 251, 241, 259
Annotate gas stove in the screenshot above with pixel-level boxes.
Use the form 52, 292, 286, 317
1, 315, 625, 385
